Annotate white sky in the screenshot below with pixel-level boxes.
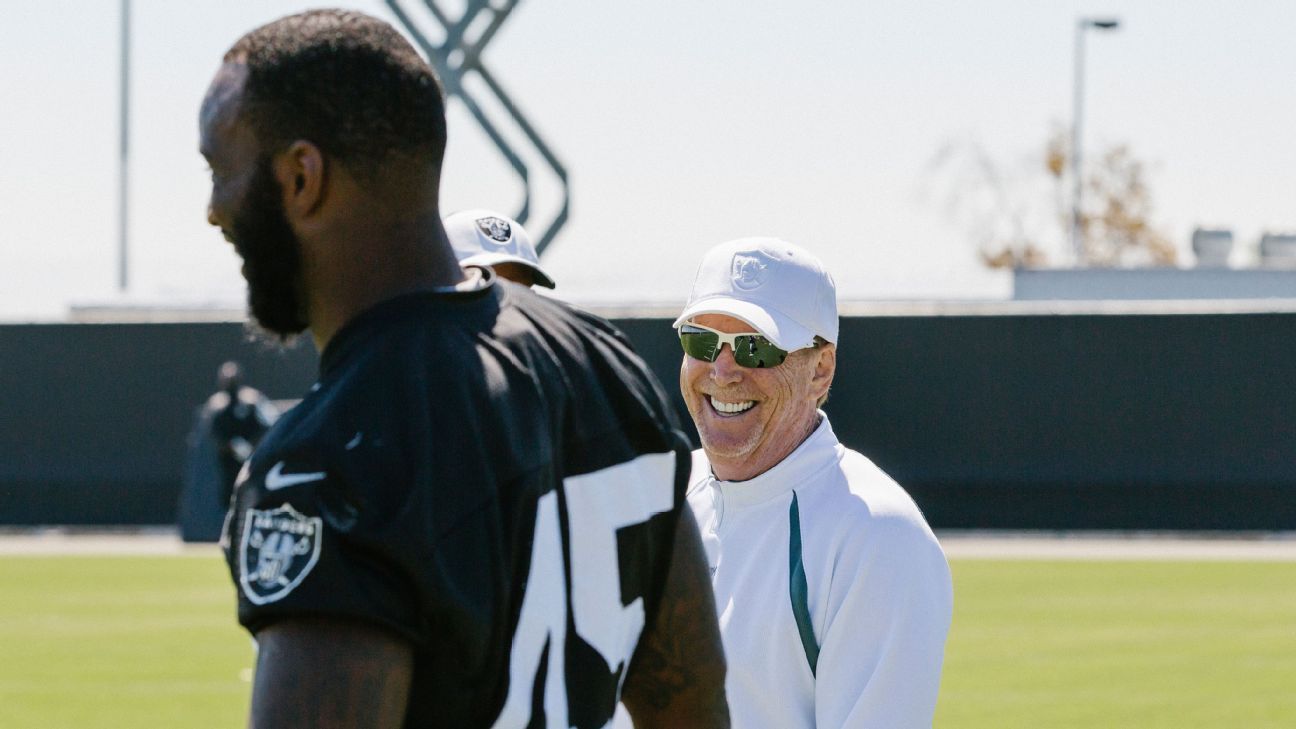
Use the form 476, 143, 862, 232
2, 0, 1294, 320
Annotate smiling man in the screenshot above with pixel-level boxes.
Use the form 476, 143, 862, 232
674, 238, 953, 729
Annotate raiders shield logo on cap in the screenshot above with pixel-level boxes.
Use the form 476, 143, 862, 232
238, 504, 323, 605
476, 216, 512, 243
731, 251, 774, 290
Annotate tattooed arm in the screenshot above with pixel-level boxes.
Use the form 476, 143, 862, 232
248, 617, 413, 729
621, 507, 730, 729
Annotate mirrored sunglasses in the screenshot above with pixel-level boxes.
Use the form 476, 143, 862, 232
678, 322, 792, 369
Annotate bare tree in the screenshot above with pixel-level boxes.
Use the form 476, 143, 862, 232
1046, 129, 1176, 267
922, 138, 1051, 270
925, 128, 1174, 269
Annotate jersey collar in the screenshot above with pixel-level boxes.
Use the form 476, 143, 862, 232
319, 272, 501, 376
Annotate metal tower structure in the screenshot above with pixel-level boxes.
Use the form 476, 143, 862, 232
385, 0, 570, 254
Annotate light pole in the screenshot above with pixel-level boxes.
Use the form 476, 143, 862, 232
118, 0, 131, 292
1071, 16, 1119, 266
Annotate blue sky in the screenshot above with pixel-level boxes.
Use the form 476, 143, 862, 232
2, 1, 1294, 320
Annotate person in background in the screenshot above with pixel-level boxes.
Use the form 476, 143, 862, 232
674, 237, 952, 728
200, 10, 727, 728
208, 361, 278, 503
178, 360, 278, 542
447, 207, 656, 729
444, 208, 557, 289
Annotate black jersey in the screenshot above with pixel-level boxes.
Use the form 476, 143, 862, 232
222, 275, 690, 728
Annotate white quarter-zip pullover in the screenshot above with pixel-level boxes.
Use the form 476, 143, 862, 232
689, 413, 952, 729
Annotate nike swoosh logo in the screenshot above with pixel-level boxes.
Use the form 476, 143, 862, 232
265, 461, 327, 491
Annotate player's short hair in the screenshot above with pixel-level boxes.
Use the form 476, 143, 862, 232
224, 9, 446, 185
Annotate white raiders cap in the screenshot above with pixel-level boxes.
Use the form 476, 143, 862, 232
673, 237, 838, 350
444, 209, 556, 289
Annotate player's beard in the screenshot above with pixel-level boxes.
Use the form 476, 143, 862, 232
229, 157, 309, 342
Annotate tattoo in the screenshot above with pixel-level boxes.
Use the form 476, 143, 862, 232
621, 509, 730, 728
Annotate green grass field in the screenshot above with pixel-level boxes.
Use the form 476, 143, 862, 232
2, 554, 1294, 727
0, 555, 252, 728
938, 560, 1296, 728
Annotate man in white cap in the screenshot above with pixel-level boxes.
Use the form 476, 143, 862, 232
444, 209, 557, 289
674, 238, 952, 728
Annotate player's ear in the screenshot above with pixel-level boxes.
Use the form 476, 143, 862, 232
273, 140, 326, 220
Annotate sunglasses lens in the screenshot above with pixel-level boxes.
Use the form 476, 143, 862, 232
732, 335, 788, 369
679, 329, 720, 362
680, 326, 792, 368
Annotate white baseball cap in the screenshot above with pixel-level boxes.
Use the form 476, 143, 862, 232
673, 237, 838, 350
444, 209, 556, 288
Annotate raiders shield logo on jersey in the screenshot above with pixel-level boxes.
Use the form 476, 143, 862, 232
476, 216, 512, 243
238, 504, 323, 605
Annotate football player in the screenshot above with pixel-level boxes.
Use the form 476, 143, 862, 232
201, 10, 728, 728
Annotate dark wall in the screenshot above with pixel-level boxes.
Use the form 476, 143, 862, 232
3, 312, 1295, 529
0, 322, 317, 525
830, 314, 1296, 530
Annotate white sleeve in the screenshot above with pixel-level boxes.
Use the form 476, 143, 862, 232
813, 516, 953, 729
